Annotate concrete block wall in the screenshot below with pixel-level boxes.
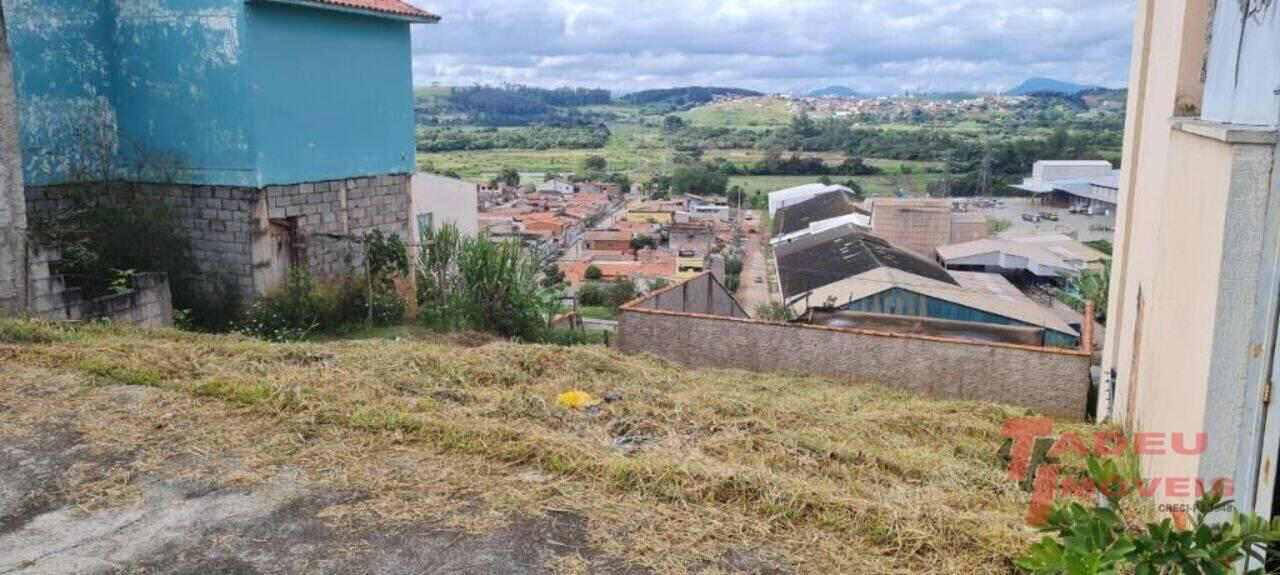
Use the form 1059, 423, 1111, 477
25, 174, 411, 308
263, 174, 410, 281
617, 308, 1093, 419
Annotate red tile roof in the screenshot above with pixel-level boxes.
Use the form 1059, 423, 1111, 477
300, 0, 440, 21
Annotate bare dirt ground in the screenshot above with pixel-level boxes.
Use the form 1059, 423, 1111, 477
0, 376, 627, 575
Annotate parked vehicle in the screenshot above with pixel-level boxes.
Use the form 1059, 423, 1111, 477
1022, 213, 1042, 223
1039, 212, 1060, 221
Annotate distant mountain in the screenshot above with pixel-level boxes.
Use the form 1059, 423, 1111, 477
620, 86, 763, 106
809, 86, 860, 98
1007, 77, 1104, 96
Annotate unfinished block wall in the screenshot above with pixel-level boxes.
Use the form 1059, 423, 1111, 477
25, 175, 411, 309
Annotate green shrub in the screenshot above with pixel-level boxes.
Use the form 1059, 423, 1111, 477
578, 283, 606, 307
1018, 456, 1280, 574
234, 270, 327, 342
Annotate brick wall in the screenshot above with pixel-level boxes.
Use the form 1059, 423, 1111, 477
617, 307, 1092, 419
26, 175, 411, 308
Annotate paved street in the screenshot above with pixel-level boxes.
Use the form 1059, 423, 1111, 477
734, 209, 773, 314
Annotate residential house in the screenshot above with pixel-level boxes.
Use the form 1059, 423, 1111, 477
537, 177, 576, 195
771, 189, 870, 245
775, 224, 1078, 348
677, 204, 731, 223
558, 254, 675, 289
477, 183, 519, 211
1011, 160, 1121, 215
576, 181, 622, 196
5, 0, 439, 306
623, 202, 676, 225
410, 173, 478, 240
668, 221, 717, 255
936, 233, 1109, 284
1101, 0, 1280, 524
582, 229, 633, 253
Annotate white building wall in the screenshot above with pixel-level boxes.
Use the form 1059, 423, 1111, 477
410, 173, 479, 240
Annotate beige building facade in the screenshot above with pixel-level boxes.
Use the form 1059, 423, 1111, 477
410, 172, 479, 240
1102, 0, 1280, 526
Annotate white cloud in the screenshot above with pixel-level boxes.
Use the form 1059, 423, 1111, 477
406, 0, 1135, 93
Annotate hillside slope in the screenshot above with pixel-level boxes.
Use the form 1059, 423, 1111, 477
0, 320, 1092, 573
1007, 77, 1104, 95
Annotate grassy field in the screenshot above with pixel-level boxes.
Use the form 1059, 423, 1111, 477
677, 98, 792, 128
1, 319, 1097, 573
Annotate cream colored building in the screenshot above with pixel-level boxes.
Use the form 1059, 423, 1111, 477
1101, 0, 1280, 527
410, 173, 479, 240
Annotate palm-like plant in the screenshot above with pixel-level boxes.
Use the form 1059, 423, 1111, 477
1055, 260, 1110, 323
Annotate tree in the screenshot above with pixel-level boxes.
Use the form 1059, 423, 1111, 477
497, 167, 520, 187
541, 264, 566, 288
584, 265, 603, 281
790, 110, 819, 138
669, 162, 729, 196
606, 279, 638, 309
582, 155, 608, 173
1054, 260, 1110, 323
662, 115, 685, 131
629, 235, 657, 252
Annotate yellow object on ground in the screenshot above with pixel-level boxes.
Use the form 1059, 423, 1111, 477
556, 390, 598, 409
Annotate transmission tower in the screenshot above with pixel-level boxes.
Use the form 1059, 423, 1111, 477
979, 137, 993, 197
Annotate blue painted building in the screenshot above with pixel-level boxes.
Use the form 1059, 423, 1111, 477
3, 0, 439, 306
5, 0, 436, 187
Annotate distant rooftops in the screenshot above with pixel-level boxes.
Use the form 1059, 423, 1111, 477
776, 225, 1076, 337
776, 224, 957, 300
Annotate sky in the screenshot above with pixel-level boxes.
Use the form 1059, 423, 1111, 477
408, 0, 1136, 95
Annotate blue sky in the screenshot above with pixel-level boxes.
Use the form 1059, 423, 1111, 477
408, 0, 1136, 94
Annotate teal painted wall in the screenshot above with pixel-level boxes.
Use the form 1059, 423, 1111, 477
247, 2, 416, 185
845, 287, 1080, 348
111, 0, 259, 186
3, 0, 116, 186
4, 0, 418, 188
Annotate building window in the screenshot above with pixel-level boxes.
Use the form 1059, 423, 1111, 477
417, 212, 434, 233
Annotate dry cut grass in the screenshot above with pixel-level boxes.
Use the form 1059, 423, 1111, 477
0, 319, 1097, 574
